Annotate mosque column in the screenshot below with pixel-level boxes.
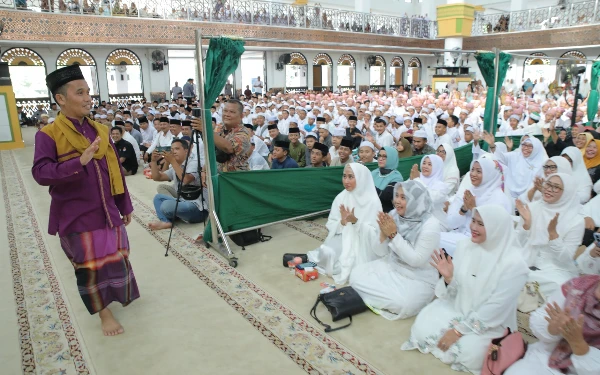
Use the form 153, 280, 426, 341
436, 0, 475, 65
354, 0, 370, 14
510, 0, 525, 12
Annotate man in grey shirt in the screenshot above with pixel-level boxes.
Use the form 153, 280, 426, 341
183, 78, 195, 103
171, 81, 183, 99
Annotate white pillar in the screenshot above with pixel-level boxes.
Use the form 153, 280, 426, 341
444, 37, 463, 66
510, 0, 525, 12
355, 0, 370, 13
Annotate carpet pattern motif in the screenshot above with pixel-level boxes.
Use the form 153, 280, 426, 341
1, 152, 91, 375
129, 195, 383, 375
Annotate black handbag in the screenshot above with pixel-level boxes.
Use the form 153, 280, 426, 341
310, 286, 368, 332
229, 229, 272, 250
282, 253, 308, 267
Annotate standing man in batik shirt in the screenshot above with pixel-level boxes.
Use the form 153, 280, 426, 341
194, 99, 251, 173
32, 65, 140, 337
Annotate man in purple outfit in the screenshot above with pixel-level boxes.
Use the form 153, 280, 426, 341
32, 65, 140, 336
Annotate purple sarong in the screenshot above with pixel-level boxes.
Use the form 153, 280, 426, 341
60, 224, 140, 314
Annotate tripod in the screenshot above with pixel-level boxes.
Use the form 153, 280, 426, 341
164, 129, 206, 257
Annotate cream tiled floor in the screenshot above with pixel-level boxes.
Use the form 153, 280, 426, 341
0, 127, 456, 375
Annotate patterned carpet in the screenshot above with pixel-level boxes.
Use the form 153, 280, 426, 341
1, 152, 91, 375
129, 195, 384, 375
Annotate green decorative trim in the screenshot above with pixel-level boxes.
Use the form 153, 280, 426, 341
456, 18, 463, 33
0, 93, 16, 143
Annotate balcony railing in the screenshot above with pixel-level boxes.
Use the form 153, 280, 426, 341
0, 0, 437, 39
471, 0, 600, 35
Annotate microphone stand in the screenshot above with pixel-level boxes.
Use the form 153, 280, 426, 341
164, 134, 195, 257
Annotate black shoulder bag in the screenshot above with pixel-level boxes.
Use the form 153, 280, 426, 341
310, 286, 367, 332
229, 229, 272, 250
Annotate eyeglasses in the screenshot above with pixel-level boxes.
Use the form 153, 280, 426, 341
543, 181, 564, 193
542, 165, 558, 171
378, 155, 387, 159
521, 144, 533, 150
436, 150, 446, 155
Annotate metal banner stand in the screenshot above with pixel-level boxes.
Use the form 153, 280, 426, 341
194, 29, 480, 268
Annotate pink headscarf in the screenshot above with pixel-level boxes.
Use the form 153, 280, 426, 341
549, 275, 600, 371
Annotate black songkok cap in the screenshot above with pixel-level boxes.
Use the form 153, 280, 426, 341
313, 142, 329, 156
414, 118, 423, 124
274, 140, 290, 149
169, 119, 181, 125
138, 116, 148, 124
181, 120, 192, 127
316, 117, 326, 122
243, 124, 254, 129
288, 127, 300, 134
123, 110, 131, 115
348, 116, 358, 121
45, 65, 85, 95
340, 138, 354, 148
267, 124, 278, 130
114, 120, 125, 126
437, 119, 448, 126
160, 117, 170, 123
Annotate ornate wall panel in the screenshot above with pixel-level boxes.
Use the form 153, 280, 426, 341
0, 9, 443, 53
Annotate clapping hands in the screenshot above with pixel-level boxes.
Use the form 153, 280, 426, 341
340, 204, 357, 226
410, 164, 420, 180
430, 249, 454, 284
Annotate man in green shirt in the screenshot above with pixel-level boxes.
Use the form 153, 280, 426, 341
287, 128, 306, 167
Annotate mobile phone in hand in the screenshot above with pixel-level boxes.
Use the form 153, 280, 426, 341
192, 108, 202, 118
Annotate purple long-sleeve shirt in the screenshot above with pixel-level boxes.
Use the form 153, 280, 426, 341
32, 117, 133, 237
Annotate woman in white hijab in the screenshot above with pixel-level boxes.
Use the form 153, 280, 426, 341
402, 205, 529, 374
350, 180, 441, 320
440, 155, 512, 256
483, 132, 548, 200
561, 146, 593, 204
307, 163, 383, 284
516, 173, 585, 296
411, 155, 449, 229
438, 143, 460, 195
519, 156, 573, 203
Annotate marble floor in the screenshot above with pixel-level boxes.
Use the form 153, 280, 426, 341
0, 127, 458, 375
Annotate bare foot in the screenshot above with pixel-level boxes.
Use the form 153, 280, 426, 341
148, 221, 173, 231
99, 308, 124, 336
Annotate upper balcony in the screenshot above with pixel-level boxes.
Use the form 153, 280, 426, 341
471, 0, 600, 35
0, 0, 438, 39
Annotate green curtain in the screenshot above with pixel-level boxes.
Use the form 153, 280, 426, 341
475, 52, 512, 135
202, 38, 245, 242
587, 61, 600, 128
214, 144, 475, 233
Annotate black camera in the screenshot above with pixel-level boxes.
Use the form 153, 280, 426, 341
215, 147, 232, 163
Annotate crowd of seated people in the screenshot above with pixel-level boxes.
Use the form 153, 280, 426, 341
31, 72, 600, 373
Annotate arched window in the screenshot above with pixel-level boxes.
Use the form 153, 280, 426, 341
407, 57, 422, 87
286, 52, 308, 91
524, 52, 550, 66
337, 54, 356, 90
369, 55, 386, 88
312, 53, 332, 91
57, 48, 100, 103
390, 56, 404, 87
523, 52, 554, 83
558, 50, 587, 65
105, 49, 144, 104
1, 47, 49, 116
